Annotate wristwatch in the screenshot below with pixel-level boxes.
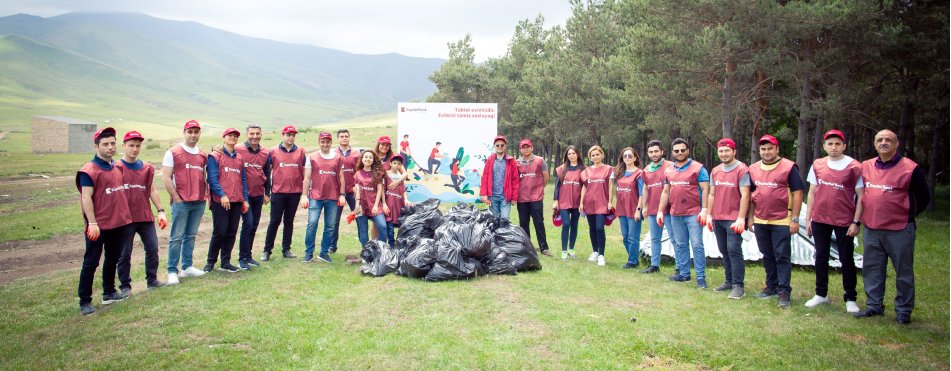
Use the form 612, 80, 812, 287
791, 217, 800, 224
852, 220, 861, 226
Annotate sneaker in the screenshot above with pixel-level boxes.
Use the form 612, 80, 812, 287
238, 260, 252, 270
317, 253, 333, 263
245, 258, 261, 267
728, 285, 745, 299
282, 251, 297, 259
668, 274, 690, 282
597, 255, 606, 266
561, 251, 568, 260
804, 295, 830, 308
896, 313, 911, 325
219, 263, 240, 273
714, 282, 732, 292
697, 279, 708, 289
778, 293, 791, 308
622, 262, 636, 269
540, 249, 553, 257
588, 252, 599, 262
167, 273, 180, 285
147, 280, 167, 289
640, 266, 659, 274
181, 266, 206, 277
202, 264, 214, 273
120, 287, 132, 297
852, 307, 885, 318
261, 251, 272, 261
567, 249, 576, 257
845, 301, 860, 314
80, 304, 96, 316
756, 289, 777, 299
102, 291, 127, 305
329, 247, 338, 254
302, 254, 314, 263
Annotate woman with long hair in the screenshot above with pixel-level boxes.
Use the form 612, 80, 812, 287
614, 147, 645, 269
354, 150, 389, 247
443, 157, 467, 192
552, 145, 585, 260
579, 145, 614, 266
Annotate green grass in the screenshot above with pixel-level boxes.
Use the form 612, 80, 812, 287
0, 187, 947, 368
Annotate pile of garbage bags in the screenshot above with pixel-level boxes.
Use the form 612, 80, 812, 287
359, 199, 542, 281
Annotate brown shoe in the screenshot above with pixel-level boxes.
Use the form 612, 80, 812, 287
540, 249, 553, 257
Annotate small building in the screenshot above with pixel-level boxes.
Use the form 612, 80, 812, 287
31, 116, 98, 153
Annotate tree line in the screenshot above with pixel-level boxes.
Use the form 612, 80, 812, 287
426, 0, 948, 209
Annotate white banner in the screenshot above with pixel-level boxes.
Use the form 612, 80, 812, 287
396, 102, 498, 204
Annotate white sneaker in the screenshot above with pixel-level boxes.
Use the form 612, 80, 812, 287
804, 295, 829, 308
588, 252, 599, 262
167, 272, 180, 285
597, 255, 606, 266
845, 301, 860, 313
180, 266, 206, 277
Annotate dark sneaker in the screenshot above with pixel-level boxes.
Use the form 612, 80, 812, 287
219, 263, 240, 273
697, 279, 708, 289
778, 293, 791, 308
238, 260, 252, 270
757, 289, 777, 299
329, 247, 338, 254
302, 254, 314, 263
540, 249, 553, 257
622, 262, 637, 269
853, 307, 885, 318
728, 285, 745, 299
245, 258, 261, 267
896, 313, 911, 325
317, 253, 333, 263
261, 251, 271, 262
80, 304, 96, 316
203, 263, 214, 273
147, 281, 167, 289
668, 274, 691, 282
282, 250, 296, 259
102, 291, 127, 305
640, 266, 659, 274
714, 282, 731, 292
120, 287, 132, 297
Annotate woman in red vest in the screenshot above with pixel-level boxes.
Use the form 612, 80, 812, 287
580, 145, 614, 267
204, 128, 249, 273
354, 151, 390, 247
552, 145, 584, 260
614, 147, 645, 269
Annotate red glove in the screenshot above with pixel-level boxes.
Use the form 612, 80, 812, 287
158, 218, 168, 230
86, 224, 100, 241
656, 215, 664, 228
346, 211, 357, 224
707, 221, 713, 232
241, 203, 249, 213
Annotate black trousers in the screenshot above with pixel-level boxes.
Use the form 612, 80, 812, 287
118, 221, 160, 289
208, 202, 242, 266
517, 200, 549, 251
713, 219, 745, 286
811, 221, 857, 301
238, 195, 265, 261
754, 224, 792, 295
78, 224, 129, 305
263, 193, 301, 253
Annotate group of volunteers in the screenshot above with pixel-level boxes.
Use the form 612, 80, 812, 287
77, 122, 928, 325
479, 130, 928, 324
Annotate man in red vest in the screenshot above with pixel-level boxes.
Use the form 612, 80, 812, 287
803, 129, 863, 313
162, 120, 209, 284
657, 138, 710, 289
262, 125, 306, 261
76, 127, 133, 315
705, 138, 750, 299
300, 131, 347, 263
330, 129, 361, 253
235, 125, 270, 270
640, 140, 674, 274
515, 139, 551, 256
747, 134, 805, 309
853, 130, 930, 325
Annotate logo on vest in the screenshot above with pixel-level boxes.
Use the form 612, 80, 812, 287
714, 180, 736, 187
185, 164, 205, 172
617, 187, 632, 192
104, 184, 129, 195
563, 180, 581, 186
223, 167, 241, 174
245, 163, 263, 169
587, 179, 606, 184
818, 178, 845, 190
519, 172, 536, 178
865, 182, 894, 192
669, 180, 691, 186
279, 162, 299, 168
124, 183, 147, 191
754, 180, 778, 187
385, 191, 403, 199
646, 181, 663, 189
359, 185, 374, 192
318, 170, 337, 176
341, 168, 355, 173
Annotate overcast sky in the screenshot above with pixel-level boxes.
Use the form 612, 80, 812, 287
0, 0, 573, 61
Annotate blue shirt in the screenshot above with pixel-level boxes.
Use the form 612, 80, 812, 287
663, 159, 709, 199
78, 155, 113, 187
622, 171, 645, 197
207, 148, 249, 201
491, 155, 507, 196
120, 158, 144, 171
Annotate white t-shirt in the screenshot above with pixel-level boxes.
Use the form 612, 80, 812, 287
304, 151, 338, 168
162, 143, 200, 167
807, 155, 864, 188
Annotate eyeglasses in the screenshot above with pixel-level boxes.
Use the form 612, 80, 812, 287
623, 154, 635, 158
495, 144, 506, 148
672, 149, 687, 153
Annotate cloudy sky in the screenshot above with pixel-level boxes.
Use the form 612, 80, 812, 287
0, 0, 573, 61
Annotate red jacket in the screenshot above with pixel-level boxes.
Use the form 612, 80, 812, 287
480, 154, 520, 202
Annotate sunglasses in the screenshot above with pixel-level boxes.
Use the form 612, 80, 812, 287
623, 154, 635, 158
672, 149, 687, 153
495, 144, 506, 148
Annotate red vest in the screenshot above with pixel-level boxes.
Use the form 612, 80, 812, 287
76, 161, 132, 230
711, 162, 749, 221
581, 165, 612, 215
811, 158, 861, 227
355, 170, 382, 216
210, 151, 245, 203
337, 147, 361, 194
517, 156, 546, 202
860, 157, 916, 230
270, 145, 306, 194
665, 160, 704, 216
749, 158, 795, 221
170, 145, 208, 202
642, 160, 672, 215
555, 165, 582, 209
116, 161, 154, 223
385, 177, 406, 223
615, 169, 642, 217
236, 144, 269, 197
308, 153, 342, 200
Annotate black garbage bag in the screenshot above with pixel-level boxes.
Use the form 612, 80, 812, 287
397, 198, 441, 225
424, 241, 487, 281
491, 219, 542, 272
397, 203, 443, 240
360, 241, 400, 277
434, 220, 493, 259
398, 238, 437, 278
482, 246, 518, 275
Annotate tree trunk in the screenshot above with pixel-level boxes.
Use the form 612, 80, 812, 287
897, 76, 918, 160
813, 106, 825, 165
722, 60, 735, 139
750, 69, 769, 163
926, 111, 945, 211
796, 76, 813, 172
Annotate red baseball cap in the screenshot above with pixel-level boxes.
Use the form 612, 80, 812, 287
123, 131, 145, 142
390, 154, 404, 163
758, 134, 779, 146
318, 131, 333, 140
519, 139, 533, 148
93, 127, 116, 143
222, 128, 240, 138
552, 210, 563, 227
823, 129, 845, 141
377, 136, 392, 144
282, 125, 298, 134
183, 120, 201, 131
493, 135, 507, 144
605, 207, 617, 226
716, 138, 736, 149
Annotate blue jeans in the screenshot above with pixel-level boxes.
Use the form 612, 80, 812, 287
331, 192, 356, 249
386, 222, 397, 246
586, 214, 606, 255
488, 195, 511, 220
168, 200, 205, 273
619, 216, 643, 265
647, 214, 673, 267
304, 199, 338, 256
356, 213, 388, 247
559, 208, 580, 251
668, 214, 705, 280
